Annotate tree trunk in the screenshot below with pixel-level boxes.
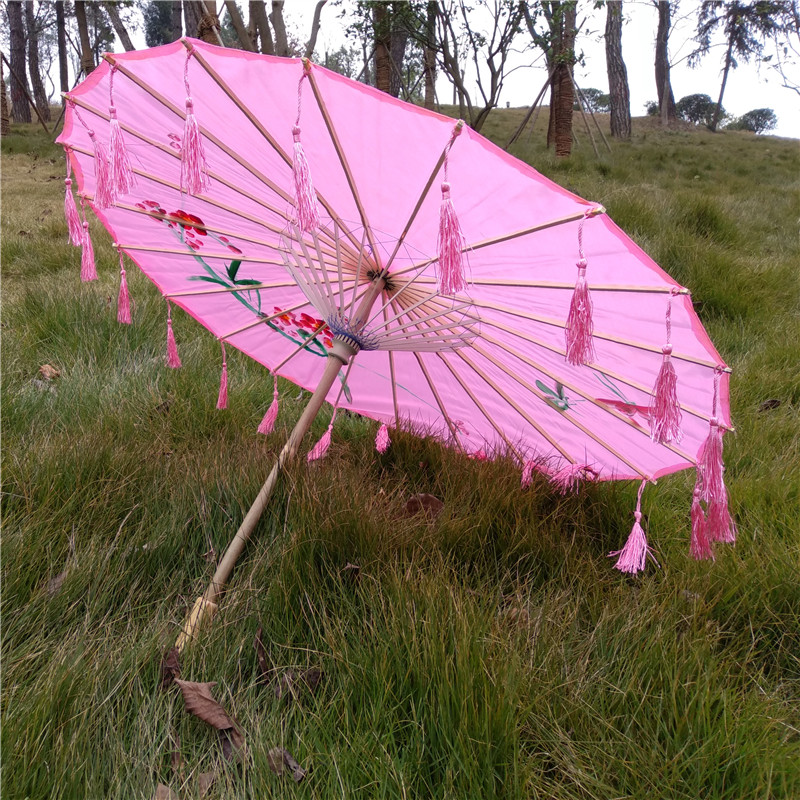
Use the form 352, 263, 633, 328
1, 61, 10, 135
183, 0, 204, 38
304, 0, 326, 60
553, 63, 574, 156
605, 0, 631, 140
547, 3, 576, 156
170, 1, 183, 40
103, 2, 136, 51
423, 1, 436, 110
270, 1, 289, 56
710, 35, 734, 132
373, 3, 391, 94
225, 0, 255, 50
25, 1, 51, 122
250, 1, 273, 54
56, 1, 69, 102
388, 18, 407, 98
8, 0, 32, 122
74, 1, 96, 76
655, 1, 677, 123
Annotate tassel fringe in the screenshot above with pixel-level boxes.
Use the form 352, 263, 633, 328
520, 460, 536, 488
610, 481, 653, 575
181, 98, 209, 195
690, 486, 713, 560
92, 136, 114, 209
216, 343, 228, 409
650, 346, 682, 443
565, 259, 594, 365
258, 375, 280, 434
437, 182, 467, 295
307, 423, 332, 462
117, 260, 131, 324
292, 127, 319, 231
376, 423, 391, 454
80, 221, 98, 282
166, 303, 181, 368
108, 108, 136, 197
65, 179, 82, 245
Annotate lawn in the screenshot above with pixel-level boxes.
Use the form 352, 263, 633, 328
2, 111, 799, 799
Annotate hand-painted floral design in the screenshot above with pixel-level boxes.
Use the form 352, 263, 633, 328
271, 306, 334, 353
593, 372, 650, 430
167, 132, 181, 152
536, 380, 581, 412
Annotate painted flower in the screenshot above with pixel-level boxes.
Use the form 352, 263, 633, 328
169, 209, 207, 236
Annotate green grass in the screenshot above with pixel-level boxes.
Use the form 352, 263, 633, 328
2, 115, 799, 799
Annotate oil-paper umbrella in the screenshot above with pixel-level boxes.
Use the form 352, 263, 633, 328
58, 39, 735, 648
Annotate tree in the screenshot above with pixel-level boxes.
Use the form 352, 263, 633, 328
74, 1, 97, 75
56, 1, 69, 101
605, 0, 631, 139
103, 2, 135, 51
7, 0, 31, 122
693, 1, 793, 131
676, 92, 724, 125
143, 0, 177, 46
25, 1, 51, 121
728, 106, 778, 131
644, 99, 660, 115
653, 0, 678, 123
249, 1, 274, 54
576, 87, 610, 112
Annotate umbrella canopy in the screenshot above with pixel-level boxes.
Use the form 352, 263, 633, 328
57, 40, 735, 616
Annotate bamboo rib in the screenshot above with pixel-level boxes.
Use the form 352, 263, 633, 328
461, 347, 651, 479
383, 306, 401, 424
436, 353, 524, 463
218, 300, 313, 340
269, 323, 327, 374
305, 69, 380, 262
166, 281, 297, 297
182, 45, 369, 260
407, 275, 691, 294
473, 337, 696, 464
117, 245, 285, 264
412, 351, 463, 447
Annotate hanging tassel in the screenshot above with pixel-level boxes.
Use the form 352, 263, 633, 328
609, 481, 651, 575
181, 49, 209, 195
64, 155, 82, 245
520, 460, 536, 489
258, 375, 280, 434
689, 485, 713, 560
79, 199, 98, 282
698, 419, 724, 505
650, 291, 683, 443
307, 420, 333, 462
376, 423, 391, 454
565, 210, 596, 366
291, 61, 320, 232
436, 121, 467, 296
117, 250, 131, 324
108, 107, 136, 197
707, 490, 737, 544
166, 301, 182, 368
216, 342, 228, 409
91, 134, 115, 209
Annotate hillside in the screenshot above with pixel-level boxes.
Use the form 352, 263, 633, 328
2, 112, 799, 799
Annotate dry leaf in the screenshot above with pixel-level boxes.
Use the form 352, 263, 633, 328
39, 364, 60, 380
342, 562, 360, 584
47, 572, 67, 597
153, 784, 178, 800
174, 680, 239, 731
404, 493, 444, 519
197, 772, 215, 797
254, 626, 269, 682
219, 727, 245, 762
159, 647, 181, 691
758, 398, 782, 412
267, 748, 306, 782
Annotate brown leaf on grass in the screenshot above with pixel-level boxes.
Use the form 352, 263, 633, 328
159, 647, 181, 691
219, 727, 246, 762
267, 748, 306, 782
254, 626, 269, 681
47, 572, 67, 597
403, 493, 444, 520
174, 680, 239, 731
153, 784, 179, 800
197, 772, 215, 797
39, 363, 61, 380
758, 398, 782, 412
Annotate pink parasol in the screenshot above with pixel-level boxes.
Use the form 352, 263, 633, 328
57, 39, 735, 647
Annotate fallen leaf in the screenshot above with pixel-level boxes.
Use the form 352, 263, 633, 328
254, 626, 269, 682
267, 748, 306, 782
153, 784, 178, 800
197, 772, 215, 797
404, 493, 444, 519
758, 398, 782, 412
174, 680, 239, 732
219, 727, 246, 762
159, 647, 181, 691
39, 364, 60, 380
47, 572, 67, 597
342, 562, 360, 584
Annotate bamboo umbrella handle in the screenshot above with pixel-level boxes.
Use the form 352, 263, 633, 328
175, 352, 345, 652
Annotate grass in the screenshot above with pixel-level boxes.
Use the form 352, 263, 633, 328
2, 113, 799, 799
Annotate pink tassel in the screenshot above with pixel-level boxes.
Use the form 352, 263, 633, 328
437, 182, 467, 296
376, 423, 391, 453
166, 302, 181, 368
292, 126, 319, 232
520, 460, 536, 488
117, 254, 131, 324
609, 481, 652, 574
565, 259, 594, 365
650, 345, 682, 443
64, 178, 82, 246
689, 486, 713, 560
707, 489, 737, 544
92, 135, 115, 209
108, 107, 136, 197
257, 375, 280, 434
80, 220, 98, 282
698, 419, 724, 505
216, 343, 228, 409
181, 98, 209, 195
307, 421, 333, 462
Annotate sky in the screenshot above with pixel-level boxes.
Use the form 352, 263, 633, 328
286, 0, 799, 139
